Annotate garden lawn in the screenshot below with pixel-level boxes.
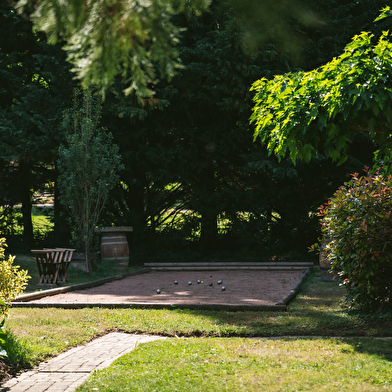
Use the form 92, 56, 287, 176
4, 268, 392, 387
76, 337, 392, 391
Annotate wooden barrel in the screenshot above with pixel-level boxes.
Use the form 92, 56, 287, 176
99, 227, 133, 273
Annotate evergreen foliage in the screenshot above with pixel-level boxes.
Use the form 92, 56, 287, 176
15, 0, 380, 98
15, 0, 210, 99
298, 0, 388, 69
99, 1, 290, 253
97, 0, 375, 258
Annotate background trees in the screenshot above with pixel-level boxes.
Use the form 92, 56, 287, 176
0, 0, 383, 260
97, 0, 375, 259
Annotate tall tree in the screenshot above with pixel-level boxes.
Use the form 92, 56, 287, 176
121, 1, 290, 250
0, 2, 75, 246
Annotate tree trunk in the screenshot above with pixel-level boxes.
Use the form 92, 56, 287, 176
19, 163, 34, 247
84, 249, 93, 273
53, 179, 71, 245
198, 164, 218, 250
200, 210, 218, 250
126, 181, 146, 235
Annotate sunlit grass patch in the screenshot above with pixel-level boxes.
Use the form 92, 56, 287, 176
0, 206, 54, 238
77, 338, 392, 391
32, 207, 54, 237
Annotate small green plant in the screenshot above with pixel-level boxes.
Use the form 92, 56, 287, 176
0, 236, 30, 358
0, 237, 30, 315
317, 168, 392, 310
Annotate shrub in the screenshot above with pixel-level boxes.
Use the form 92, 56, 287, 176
318, 169, 392, 310
0, 237, 30, 316
0, 236, 30, 358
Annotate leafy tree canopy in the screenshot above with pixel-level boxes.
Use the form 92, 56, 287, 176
251, 7, 392, 165
11, 0, 330, 99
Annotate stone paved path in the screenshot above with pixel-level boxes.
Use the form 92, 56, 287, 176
1, 333, 166, 392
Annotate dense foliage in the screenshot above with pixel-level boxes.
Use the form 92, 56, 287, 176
318, 170, 392, 310
251, 7, 392, 164
15, 0, 210, 98
94, 0, 375, 259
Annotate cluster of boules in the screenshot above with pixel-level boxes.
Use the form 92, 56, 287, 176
156, 278, 226, 294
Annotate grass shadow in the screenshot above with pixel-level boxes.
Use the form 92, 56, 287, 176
166, 268, 392, 337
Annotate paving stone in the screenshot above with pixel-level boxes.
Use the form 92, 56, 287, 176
25, 382, 56, 392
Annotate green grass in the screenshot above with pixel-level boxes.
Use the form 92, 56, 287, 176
76, 338, 392, 391
31, 207, 54, 237
0, 206, 54, 238
6, 268, 392, 391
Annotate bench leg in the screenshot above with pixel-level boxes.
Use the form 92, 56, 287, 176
57, 261, 71, 284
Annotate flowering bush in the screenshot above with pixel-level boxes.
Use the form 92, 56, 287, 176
318, 169, 392, 310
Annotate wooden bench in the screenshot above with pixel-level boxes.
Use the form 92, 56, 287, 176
31, 248, 76, 286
